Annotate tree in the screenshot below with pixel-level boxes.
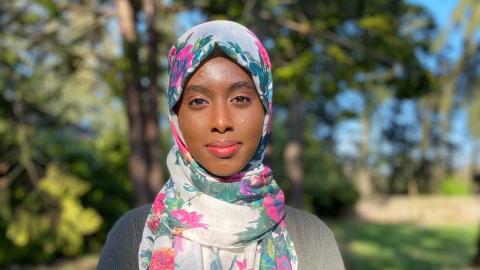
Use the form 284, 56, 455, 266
178, 0, 434, 209
432, 0, 480, 265
114, 0, 182, 205
0, 0, 110, 264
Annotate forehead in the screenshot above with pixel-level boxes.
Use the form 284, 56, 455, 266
184, 54, 255, 89
167, 24, 272, 112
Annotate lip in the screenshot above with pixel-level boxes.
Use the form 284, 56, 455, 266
206, 140, 241, 158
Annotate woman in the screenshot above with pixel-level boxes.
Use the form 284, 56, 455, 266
98, 20, 345, 270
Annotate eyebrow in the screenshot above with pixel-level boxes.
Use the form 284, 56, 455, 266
184, 84, 209, 94
229, 81, 256, 92
184, 80, 256, 94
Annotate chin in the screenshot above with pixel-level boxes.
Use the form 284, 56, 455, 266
206, 163, 245, 180
197, 154, 249, 180
209, 168, 240, 178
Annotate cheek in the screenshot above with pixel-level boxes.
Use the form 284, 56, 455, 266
240, 110, 265, 142
178, 112, 208, 146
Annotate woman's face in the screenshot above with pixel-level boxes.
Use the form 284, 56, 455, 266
177, 53, 265, 178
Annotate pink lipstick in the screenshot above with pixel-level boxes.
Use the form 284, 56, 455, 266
206, 141, 241, 158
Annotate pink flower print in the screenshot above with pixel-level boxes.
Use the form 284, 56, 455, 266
171, 44, 194, 90
167, 46, 177, 67
245, 28, 271, 68
152, 192, 166, 215
174, 235, 184, 253
276, 255, 292, 270
170, 121, 191, 159
256, 166, 273, 186
171, 209, 208, 229
254, 39, 271, 68
262, 192, 285, 222
236, 258, 247, 270
235, 258, 253, 270
148, 192, 166, 233
147, 216, 160, 233
150, 248, 175, 270
250, 175, 263, 187
261, 166, 271, 178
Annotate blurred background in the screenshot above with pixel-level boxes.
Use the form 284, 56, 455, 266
1, 0, 480, 269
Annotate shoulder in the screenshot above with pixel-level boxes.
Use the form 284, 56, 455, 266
117, 204, 151, 228
105, 204, 151, 244
285, 205, 345, 270
97, 204, 151, 270
285, 206, 335, 241
286, 205, 330, 230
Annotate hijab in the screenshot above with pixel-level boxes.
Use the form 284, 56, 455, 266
138, 20, 297, 270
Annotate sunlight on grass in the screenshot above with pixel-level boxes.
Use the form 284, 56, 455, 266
328, 219, 478, 270
349, 240, 390, 257
20, 254, 98, 270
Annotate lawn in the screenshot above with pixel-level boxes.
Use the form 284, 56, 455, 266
14, 219, 479, 270
328, 219, 479, 270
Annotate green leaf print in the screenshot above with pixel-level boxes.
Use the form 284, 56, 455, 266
220, 44, 238, 60
165, 196, 184, 210
194, 34, 213, 51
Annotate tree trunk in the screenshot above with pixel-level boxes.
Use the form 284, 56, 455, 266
143, 0, 164, 198
413, 99, 434, 193
13, 99, 40, 185
125, 82, 150, 206
356, 114, 373, 197
117, 0, 149, 206
473, 228, 480, 267
470, 143, 479, 190
284, 90, 304, 209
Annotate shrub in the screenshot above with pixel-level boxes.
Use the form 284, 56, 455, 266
440, 175, 471, 196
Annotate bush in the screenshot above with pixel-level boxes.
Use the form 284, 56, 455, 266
303, 140, 359, 217
305, 170, 359, 217
1, 164, 102, 265
0, 129, 132, 267
440, 175, 471, 196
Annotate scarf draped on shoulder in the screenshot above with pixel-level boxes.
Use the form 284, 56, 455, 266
138, 20, 298, 270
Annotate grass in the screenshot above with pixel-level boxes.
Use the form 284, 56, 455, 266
9, 254, 98, 270
327, 219, 479, 270
13, 220, 480, 270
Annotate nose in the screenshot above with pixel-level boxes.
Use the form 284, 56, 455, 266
211, 102, 234, 134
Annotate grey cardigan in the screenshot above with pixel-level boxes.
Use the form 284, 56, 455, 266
97, 205, 345, 270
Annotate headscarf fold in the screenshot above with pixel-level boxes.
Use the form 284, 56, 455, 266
138, 20, 297, 270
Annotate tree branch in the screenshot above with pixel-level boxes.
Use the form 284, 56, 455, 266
272, 16, 399, 66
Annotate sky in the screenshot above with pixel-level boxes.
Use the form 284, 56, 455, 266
408, 0, 458, 26
408, 0, 475, 168
410, 0, 464, 65
332, 0, 474, 168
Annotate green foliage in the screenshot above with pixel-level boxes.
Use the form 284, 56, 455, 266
358, 15, 393, 34
0, 0, 133, 266
303, 138, 359, 217
440, 176, 471, 196
271, 115, 359, 216
2, 164, 102, 264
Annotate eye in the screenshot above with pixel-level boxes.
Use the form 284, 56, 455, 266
231, 96, 251, 103
188, 98, 208, 107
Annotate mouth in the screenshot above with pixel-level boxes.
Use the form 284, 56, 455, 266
206, 140, 242, 159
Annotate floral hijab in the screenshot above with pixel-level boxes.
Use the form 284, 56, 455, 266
138, 20, 297, 270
